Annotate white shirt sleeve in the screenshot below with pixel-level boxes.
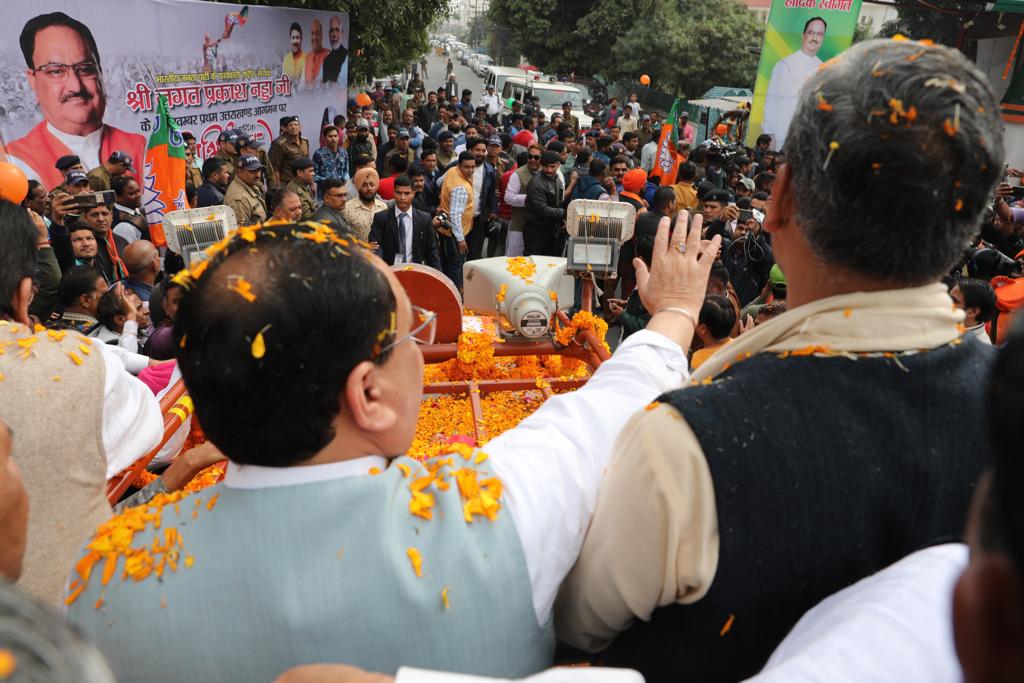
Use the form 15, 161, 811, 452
485, 330, 689, 625
761, 58, 791, 141
98, 344, 163, 479
395, 667, 643, 683
505, 172, 527, 207
745, 544, 966, 683
117, 319, 140, 354
641, 144, 655, 173
99, 342, 150, 375
112, 222, 141, 246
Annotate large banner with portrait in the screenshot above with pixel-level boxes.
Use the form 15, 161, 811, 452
0, 0, 348, 189
746, 0, 862, 149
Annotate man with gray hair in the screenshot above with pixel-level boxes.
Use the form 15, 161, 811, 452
555, 38, 1003, 682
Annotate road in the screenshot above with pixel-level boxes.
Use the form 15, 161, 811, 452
420, 50, 489, 102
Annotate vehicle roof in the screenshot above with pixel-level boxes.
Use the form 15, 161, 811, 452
490, 66, 529, 76
505, 77, 582, 93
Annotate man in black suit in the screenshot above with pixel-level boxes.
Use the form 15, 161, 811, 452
322, 16, 348, 83
369, 175, 442, 271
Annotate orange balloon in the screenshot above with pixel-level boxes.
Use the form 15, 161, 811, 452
355, 92, 373, 107
639, 74, 651, 86
0, 162, 28, 204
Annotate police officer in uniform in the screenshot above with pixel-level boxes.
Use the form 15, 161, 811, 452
224, 155, 268, 226
286, 158, 317, 221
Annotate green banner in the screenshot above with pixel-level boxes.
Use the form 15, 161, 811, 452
747, 0, 863, 148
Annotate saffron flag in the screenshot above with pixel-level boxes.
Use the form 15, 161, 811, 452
650, 98, 682, 187
142, 94, 188, 247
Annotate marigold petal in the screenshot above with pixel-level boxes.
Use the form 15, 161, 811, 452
251, 331, 266, 359
406, 547, 423, 577
0, 649, 15, 677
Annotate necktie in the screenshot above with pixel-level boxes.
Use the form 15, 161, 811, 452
398, 212, 407, 263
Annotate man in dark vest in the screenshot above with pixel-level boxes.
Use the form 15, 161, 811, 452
555, 37, 1004, 682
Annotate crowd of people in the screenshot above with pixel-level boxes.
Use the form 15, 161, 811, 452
1, 35, 1024, 683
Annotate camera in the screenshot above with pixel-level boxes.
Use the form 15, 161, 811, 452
435, 209, 457, 237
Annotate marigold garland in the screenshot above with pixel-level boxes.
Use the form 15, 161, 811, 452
136, 462, 226, 494
554, 310, 610, 352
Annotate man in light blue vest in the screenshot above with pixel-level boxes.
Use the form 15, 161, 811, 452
66, 219, 719, 682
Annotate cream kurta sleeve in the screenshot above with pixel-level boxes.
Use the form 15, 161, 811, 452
554, 403, 719, 653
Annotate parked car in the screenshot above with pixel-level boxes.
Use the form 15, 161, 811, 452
472, 55, 494, 77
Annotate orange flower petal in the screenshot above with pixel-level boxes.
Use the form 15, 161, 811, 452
0, 650, 14, 678
407, 547, 423, 577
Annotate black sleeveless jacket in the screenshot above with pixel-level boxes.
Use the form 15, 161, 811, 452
598, 338, 995, 682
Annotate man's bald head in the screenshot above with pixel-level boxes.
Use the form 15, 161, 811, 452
123, 240, 159, 278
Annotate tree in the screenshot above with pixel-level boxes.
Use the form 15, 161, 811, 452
217, 0, 453, 84
878, 1, 987, 47
489, 0, 762, 97
608, 0, 763, 98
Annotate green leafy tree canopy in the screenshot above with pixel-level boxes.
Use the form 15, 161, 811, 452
489, 0, 763, 97
217, 0, 453, 84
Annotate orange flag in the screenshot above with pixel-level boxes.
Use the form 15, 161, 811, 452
142, 95, 188, 247
650, 98, 683, 187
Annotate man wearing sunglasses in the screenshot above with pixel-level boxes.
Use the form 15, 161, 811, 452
67, 219, 718, 682
8, 12, 146, 190
503, 144, 543, 257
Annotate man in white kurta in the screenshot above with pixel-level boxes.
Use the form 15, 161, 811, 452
761, 17, 826, 149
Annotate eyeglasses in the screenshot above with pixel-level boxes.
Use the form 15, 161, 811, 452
378, 305, 437, 356
33, 61, 100, 80
528, 154, 541, 160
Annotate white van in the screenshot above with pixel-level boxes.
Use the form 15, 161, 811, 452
500, 77, 592, 128
485, 67, 529, 100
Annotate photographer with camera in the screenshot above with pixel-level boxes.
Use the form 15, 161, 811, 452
722, 208, 774, 307
987, 181, 1024, 258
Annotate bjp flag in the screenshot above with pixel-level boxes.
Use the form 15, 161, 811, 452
142, 95, 188, 247
650, 98, 683, 187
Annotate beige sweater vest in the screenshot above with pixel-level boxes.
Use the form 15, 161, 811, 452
0, 321, 111, 605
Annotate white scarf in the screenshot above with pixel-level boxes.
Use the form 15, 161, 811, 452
692, 283, 964, 383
